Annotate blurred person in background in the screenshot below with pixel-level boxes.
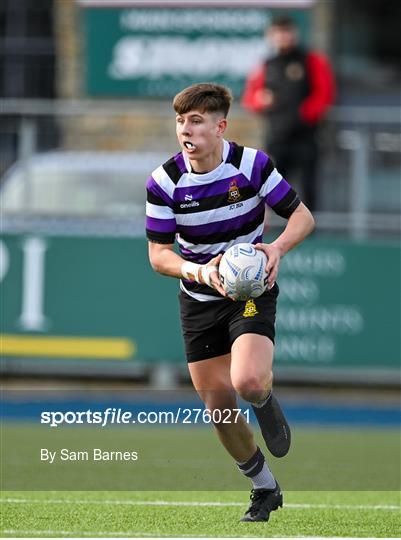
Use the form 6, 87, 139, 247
242, 16, 336, 211
146, 83, 314, 522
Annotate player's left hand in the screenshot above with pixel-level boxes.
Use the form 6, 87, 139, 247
255, 243, 281, 289
206, 254, 227, 297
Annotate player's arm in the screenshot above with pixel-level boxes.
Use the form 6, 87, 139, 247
148, 241, 226, 296
256, 203, 314, 289
254, 155, 315, 288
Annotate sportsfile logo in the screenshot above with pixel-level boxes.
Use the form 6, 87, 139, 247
40, 407, 251, 426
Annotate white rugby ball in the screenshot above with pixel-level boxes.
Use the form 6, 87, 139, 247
219, 243, 268, 301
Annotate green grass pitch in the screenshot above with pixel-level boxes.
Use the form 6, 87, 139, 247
1, 424, 400, 537
1, 490, 400, 537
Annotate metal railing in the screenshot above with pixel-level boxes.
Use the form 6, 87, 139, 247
1, 99, 400, 239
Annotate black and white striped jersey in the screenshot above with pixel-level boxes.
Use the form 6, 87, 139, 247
146, 139, 300, 301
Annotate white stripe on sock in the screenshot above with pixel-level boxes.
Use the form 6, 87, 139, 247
250, 462, 276, 490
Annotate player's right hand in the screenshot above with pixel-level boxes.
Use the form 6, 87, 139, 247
205, 254, 227, 297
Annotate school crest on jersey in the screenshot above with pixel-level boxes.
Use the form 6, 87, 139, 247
228, 179, 241, 202
243, 299, 258, 317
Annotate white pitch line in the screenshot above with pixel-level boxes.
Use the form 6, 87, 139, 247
1, 531, 214, 539
2, 531, 122, 538
1, 498, 400, 511
0, 532, 362, 539
0, 532, 262, 539
1, 532, 388, 540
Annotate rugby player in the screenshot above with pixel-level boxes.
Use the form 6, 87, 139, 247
146, 83, 314, 522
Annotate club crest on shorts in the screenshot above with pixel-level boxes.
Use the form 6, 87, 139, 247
227, 179, 241, 202
243, 298, 258, 317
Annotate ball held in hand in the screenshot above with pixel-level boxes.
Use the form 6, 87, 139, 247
219, 243, 268, 301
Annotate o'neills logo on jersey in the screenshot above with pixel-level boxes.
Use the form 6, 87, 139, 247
180, 200, 200, 209
228, 179, 241, 202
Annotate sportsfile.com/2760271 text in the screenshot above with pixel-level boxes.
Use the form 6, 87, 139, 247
40, 407, 251, 427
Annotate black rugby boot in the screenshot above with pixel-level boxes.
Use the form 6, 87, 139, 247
252, 393, 291, 457
240, 481, 283, 522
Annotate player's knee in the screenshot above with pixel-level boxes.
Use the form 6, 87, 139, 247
233, 374, 271, 403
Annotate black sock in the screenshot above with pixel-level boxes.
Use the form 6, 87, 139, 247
252, 390, 272, 408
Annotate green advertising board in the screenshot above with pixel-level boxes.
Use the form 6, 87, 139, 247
275, 240, 400, 377
80, 3, 310, 98
0, 234, 399, 382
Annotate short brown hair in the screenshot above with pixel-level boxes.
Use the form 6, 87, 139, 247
270, 15, 296, 29
173, 83, 233, 118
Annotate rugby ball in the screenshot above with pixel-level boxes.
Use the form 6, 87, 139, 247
219, 243, 268, 301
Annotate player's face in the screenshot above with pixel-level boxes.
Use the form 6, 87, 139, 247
176, 110, 226, 160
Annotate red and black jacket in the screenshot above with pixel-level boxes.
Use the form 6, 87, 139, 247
242, 47, 336, 141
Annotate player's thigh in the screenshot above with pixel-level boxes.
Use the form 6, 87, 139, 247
188, 354, 237, 410
179, 292, 231, 363
228, 287, 278, 392
230, 333, 274, 392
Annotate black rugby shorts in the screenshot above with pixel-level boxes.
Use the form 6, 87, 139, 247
179, 283, 279, 363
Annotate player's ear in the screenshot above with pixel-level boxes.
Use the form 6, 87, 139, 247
216, 117, 227, 136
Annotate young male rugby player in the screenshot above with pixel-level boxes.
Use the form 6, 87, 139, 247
146, 83, 314, 522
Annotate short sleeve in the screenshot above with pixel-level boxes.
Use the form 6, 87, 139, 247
256, 151, 301, 219
145, 175, 177, 244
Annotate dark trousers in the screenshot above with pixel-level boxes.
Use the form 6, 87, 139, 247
267, 131, 318, 211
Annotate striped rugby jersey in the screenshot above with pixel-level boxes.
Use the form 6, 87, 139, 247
146, 139, 300, 301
